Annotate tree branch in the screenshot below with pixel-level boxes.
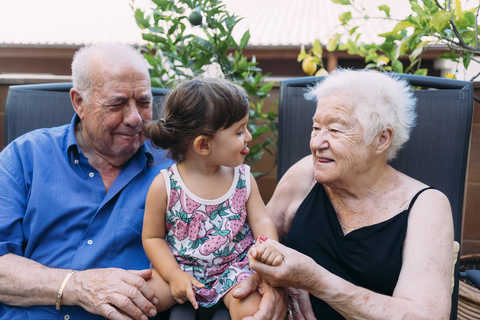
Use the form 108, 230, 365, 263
434, 0, 444, 10
475, 6, 479, 49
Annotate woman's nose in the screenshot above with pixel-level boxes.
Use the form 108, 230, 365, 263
311, 130, 329, 150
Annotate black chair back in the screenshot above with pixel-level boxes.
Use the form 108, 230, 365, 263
278, 74, 473, 320
4, 82, 169, 146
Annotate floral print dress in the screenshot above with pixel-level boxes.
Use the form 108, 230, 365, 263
161, 163, 255, 307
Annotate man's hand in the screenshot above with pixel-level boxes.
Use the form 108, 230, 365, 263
63, 268, 158, 320
232, 273, 287, 320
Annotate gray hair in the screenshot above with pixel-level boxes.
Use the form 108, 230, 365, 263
71, 44, 147, 104
305, 69, 417, 161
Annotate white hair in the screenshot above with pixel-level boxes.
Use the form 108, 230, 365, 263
71, 44, 147, 104
305, 69, 417, 161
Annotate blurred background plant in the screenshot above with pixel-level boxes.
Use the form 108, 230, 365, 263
132, 0, 277, 179
298, 0, 480, 82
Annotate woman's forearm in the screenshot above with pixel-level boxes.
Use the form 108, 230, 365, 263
0, 253, 68, 306
305, 263, 450, 320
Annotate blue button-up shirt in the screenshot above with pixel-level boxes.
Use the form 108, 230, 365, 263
0, 115, 173, 319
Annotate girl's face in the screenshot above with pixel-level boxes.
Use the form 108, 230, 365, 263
209, 113, 252, 168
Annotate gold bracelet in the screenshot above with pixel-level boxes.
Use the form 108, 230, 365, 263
56, 270, 77, 310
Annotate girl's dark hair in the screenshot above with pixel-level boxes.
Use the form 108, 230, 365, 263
145, 78, 250, 162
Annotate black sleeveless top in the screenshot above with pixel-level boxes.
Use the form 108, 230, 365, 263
284, 183, 432, 319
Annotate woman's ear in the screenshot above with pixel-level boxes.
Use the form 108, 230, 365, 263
376, 126, 393, 155
193, 135, 211, 155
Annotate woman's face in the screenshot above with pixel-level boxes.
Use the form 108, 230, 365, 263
310, 95, 378, 185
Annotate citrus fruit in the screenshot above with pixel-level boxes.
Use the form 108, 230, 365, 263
189, 11, 203, 26
302, 56, 317, 76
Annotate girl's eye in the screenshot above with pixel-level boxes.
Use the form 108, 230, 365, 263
237, 130, 244, 136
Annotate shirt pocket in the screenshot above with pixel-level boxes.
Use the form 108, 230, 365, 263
111, 208, 149, 268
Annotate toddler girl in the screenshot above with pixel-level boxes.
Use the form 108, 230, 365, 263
142, 78, 282, 319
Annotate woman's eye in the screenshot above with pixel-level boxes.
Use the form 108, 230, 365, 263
237, 130, 244, 135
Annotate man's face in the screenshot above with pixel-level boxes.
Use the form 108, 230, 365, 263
78, 61, 152, 163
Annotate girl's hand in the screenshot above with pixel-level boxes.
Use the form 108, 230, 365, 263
248, 239, 318, 290
249, 236, 284, 266
169, 270, 205, 309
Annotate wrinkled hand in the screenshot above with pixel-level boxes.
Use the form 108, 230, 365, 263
64, 268, 158, 320
169, 269, 205, 309
287, 288, 316, 320
232, 272, 287, 320
248, 239, 316, 289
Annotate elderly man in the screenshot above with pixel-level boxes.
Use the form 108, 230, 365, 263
0, 44, 174, 319
0, 43, 287, 320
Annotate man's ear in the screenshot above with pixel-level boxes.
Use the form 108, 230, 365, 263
193, 135, 211, 155
376, 126, 393, 155
70, 88, 85, 120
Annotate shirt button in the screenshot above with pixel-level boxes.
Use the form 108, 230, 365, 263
64, 315, 70, 320
89, 172, 94, 178
74, 159, 79, 164
87, 240, 93, 245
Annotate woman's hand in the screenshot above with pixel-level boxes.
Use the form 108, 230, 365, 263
287, 288, 316, 320
232, 272, 287, 320
168, 269, 204, 309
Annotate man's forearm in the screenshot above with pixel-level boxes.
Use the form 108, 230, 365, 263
0, 253, 68, 307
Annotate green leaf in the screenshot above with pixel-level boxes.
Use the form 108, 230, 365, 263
148, 26, 165, 34
392, 60, 404, 73
463, 52, 473, 69
326, 38, 338, 52
378, 5, 390, 18
339, 11, 352, 25
392, 20, 417, 33
259, 81, 274, 93
410, 1, 425, 15
331, 0, 351, 5
192, 38, 215, 53
297, 45, 308, 62
240, 30, 250, 51
414, 68, 428, 76
409, 41, 430, 62
152, 0, 175, 11
142, 33, 167, 44
432, 11, 451, 32
464, 12, 476, 25
349, 26, 359, 36
312, 39, 323, 56
438, 52, 459, 61
134, 9, 150, 29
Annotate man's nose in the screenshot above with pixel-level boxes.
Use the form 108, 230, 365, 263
123, 102, 142, 127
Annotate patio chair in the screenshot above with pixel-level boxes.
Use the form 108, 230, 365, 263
277, 74, 474, 320
4, 82, 231, 320
4, 82, 169, 146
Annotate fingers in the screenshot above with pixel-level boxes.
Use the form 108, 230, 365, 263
231, 273, 262, 299
68, 268, 157, 320
189, 276, 205, 289
288, 288, 316, 320
186, 287, 199, 310
251, 284, 288, 320
251, 243, 284, 266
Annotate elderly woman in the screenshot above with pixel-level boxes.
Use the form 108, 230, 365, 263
249, 69, 454, 319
